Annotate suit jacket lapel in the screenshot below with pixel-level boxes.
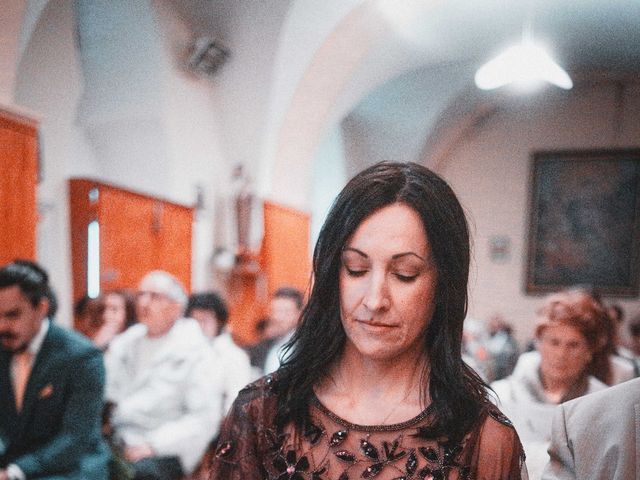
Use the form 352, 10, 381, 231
0, 350, 20, 444
634, 402, 640, 477
15, 326, 58, 431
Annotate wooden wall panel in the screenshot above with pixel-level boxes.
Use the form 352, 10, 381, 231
0, 111, 38, 265
227, 201, 311, 345
261, 201, 312, 296
97, 187, 157, 291
69, 179, 193, 302
154, 202, 193, 289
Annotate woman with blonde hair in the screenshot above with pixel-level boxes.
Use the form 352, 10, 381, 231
491, 288, 608, 478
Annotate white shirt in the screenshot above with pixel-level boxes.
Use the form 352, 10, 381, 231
209, 330, 254, 416
105, 318, 223, 474
10, 319, 49, 385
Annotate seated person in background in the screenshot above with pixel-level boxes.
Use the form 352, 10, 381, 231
624, 314, 640, 375
491, 288, 608, 479
186, 291, 253, 417
542, 377, 640, 480
73, 293, 103, 339
263, 286, 304, 374
485, 313, 519, 382
92, 289, 137, 350
243, 317, 275, 375
105, 271, 222, 480
0, 260, 109, 480
606, 303, 624, 338
461, 315, 492, 381
590, 301, 636, 385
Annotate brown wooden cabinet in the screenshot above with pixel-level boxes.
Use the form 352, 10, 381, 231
69, 179, 193, 302
0, 107, 39, 265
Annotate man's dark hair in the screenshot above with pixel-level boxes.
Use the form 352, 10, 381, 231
0, 259, 52, 308
276, 161, 489, 441
74, 294, 94, 318
273, 287, 304, 310
186, 291, 229, 326
46, 287, 58, 319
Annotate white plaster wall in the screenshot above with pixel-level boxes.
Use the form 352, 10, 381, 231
14, 0, 98, 327
439, 82, 640, 346
10, 0, 238, 320
268, 2, 392, 211
0, 0, 28, 103
153, 0, 228, 289
210, 0, 292, 194
310, 124, 348, 250
259, 0, 364, 196
74, 0, 175, 199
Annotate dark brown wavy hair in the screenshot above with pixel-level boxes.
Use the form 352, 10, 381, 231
275, 161, 490, 441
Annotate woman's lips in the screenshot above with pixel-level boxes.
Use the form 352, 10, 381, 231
356, 319, 396, 328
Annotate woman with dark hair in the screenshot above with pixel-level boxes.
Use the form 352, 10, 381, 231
211, 162, 526, 479
92, 289, 137, 350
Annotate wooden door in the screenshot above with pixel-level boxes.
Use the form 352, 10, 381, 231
0, 109, 38, 265
69, 179, 193, 302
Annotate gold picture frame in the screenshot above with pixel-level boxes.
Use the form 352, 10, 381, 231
526, 149, 640, 296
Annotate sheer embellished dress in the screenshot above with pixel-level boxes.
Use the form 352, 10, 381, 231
210, 375, 527, 480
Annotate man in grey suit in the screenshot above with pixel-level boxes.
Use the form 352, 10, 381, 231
542, 377, 639, 480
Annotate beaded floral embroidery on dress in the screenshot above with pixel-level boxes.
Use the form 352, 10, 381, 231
212, 376, 526, 480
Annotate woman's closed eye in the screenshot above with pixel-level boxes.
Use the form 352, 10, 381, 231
343, 265, 419, 282
393, 272, 419, 282
344, 266, 368, 277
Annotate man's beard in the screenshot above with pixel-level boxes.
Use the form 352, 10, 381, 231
0, 333, 28, 353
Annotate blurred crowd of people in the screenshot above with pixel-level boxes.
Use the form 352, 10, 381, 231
0, 259, 305, 480
1, 256, 638, 480
462, 288, 640, 478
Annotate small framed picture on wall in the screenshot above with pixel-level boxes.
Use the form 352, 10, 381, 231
526, 149, 640, 296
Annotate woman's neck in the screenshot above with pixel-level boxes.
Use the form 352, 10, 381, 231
315, 345, 429, 425
539, 371, 578, 404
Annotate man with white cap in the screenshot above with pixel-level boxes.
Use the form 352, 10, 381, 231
105, 270, 221, 480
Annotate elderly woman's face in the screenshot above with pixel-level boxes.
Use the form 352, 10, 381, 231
538, 323, 592, 386
339, 203, 438, 363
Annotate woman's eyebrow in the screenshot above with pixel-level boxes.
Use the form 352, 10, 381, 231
391, 252, 427, 262
342, 247, 368, 258
343, 247, 426, 262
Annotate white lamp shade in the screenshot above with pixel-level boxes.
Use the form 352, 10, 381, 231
475, 42, 573, 90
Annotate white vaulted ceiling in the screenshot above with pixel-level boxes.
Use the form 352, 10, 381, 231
7, 0, 640, 207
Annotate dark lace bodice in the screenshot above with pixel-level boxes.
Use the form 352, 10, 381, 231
210, 376, 527, 480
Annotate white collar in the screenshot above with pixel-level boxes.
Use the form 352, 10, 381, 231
27, 318, 50, 357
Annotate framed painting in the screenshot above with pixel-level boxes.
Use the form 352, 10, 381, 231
526, 149, 640, 296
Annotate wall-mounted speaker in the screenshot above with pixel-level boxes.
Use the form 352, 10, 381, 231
187, 37, 230, 77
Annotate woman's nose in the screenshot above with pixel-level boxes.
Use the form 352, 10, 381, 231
362, 271, 390, 311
